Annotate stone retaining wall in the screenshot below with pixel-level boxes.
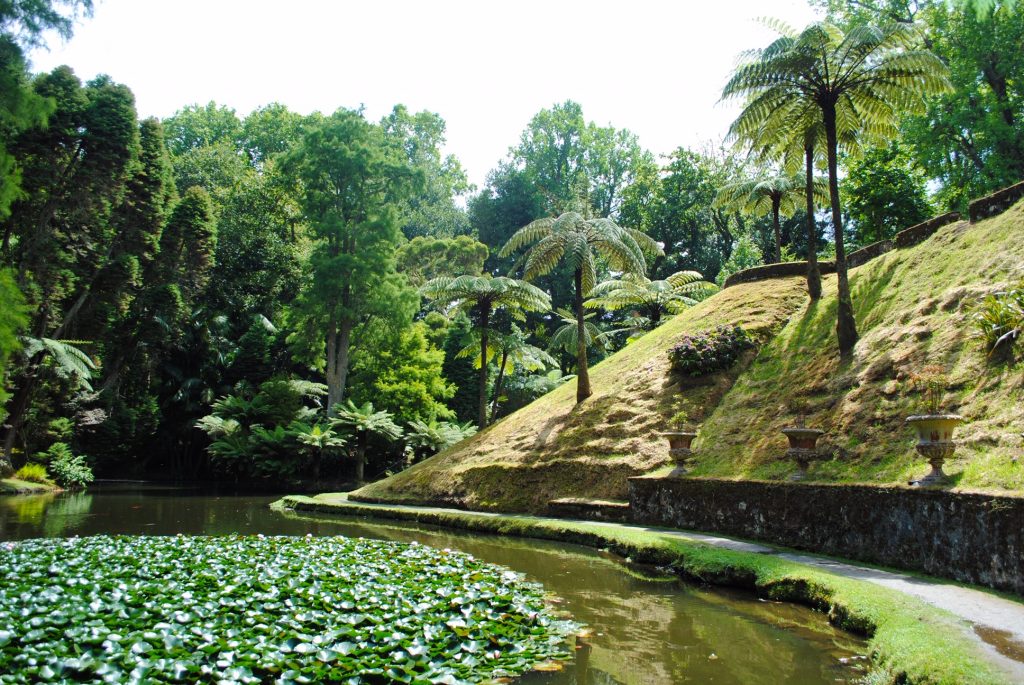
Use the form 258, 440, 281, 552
847, 239, 893, 268
893, 211, 961, 248
723, 261, 835, 288
629, 476, 1024, 594
969, 180, 1024, 223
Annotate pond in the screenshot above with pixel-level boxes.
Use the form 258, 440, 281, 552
0, 483, 867, 684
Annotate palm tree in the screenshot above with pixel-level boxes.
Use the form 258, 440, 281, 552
458, 324, 557, 420
500, 212, 660, 402
405, 419, 477, 462
547, 308, 618, 360
293, 422, 346, 483
723, 21, 950, 358
714, 173, 827, 264
586, 271, 717, 328
421, 275, 550, 429
2, 337, 96, 474
329, 400, 403, 483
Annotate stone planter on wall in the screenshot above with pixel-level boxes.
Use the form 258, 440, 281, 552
906, 414, 963, 486
781, 425, 824, 481
661, 431, 697, 475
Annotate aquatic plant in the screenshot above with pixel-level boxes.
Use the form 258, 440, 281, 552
0, 535, 576, 684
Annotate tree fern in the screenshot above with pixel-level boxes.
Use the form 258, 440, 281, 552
500, 211, 661, 402
723, 19, 951, 357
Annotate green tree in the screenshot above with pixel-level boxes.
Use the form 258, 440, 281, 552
716, 235, 764, 287
347, 320, 455, 427
843, 143, 933, 245
585, 271, 717, 327
284, 108, 420, 408
329, 400, 403, 482
714, 172, 826, 263
420, 275, 550, 428
724, 20, 950, 358
381, 105, 471, 238
619, 147, 740, 282
396, 235, 488, 287
457, 324, 557, 420
501, 211, 659, 402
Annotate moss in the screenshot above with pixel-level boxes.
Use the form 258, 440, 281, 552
275, 494, 1011, 685
0, 478, 60, 494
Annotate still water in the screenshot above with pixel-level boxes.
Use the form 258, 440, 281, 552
0, 483, 867, 684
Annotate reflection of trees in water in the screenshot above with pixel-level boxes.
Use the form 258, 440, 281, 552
2, 493, 56, 527
42, 492, 94, 537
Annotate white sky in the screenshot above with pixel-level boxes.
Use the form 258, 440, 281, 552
28, 0, 821, 190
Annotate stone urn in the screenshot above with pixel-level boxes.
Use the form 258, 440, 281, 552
781, 425, 824, 481
906, 414, 963, 486
661, 431, 697, 475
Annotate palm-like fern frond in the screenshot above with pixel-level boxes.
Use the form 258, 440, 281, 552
585, 271, 717, 321
21, 337, 97, 391
329, 400, 403, 442
420, 274, 551, 316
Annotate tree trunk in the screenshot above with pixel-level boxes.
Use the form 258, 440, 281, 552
490, 348, 508, 422
805, 143, 822, 300
824, 106, 859, 359
325, 316, 354, 409
477, 303, 491, 429
2, 360, 41, 467
574, 269, 592, 403
354, 433, 366, 483
771, 197, 782, 263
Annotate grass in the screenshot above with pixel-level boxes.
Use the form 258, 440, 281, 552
276, 494, 1012, 685
354, 201, 1024, 511
0, 477, 58, 494
353, 276, 809, 512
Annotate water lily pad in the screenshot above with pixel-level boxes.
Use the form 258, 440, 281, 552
0, 535, 577, 683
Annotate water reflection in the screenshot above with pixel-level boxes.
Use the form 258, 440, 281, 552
0, 485, 866, 684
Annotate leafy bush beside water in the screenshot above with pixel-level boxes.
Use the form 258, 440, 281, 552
0, 535, 577, 684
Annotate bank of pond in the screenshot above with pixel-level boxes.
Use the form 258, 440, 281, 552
0, 484, 866, 683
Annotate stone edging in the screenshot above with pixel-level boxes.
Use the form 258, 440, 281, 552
628, 476, 1024, 594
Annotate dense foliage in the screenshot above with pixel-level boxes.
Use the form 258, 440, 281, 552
0, 535, 577, 684
668, 325, 754, 377
0, 0, 1021, 485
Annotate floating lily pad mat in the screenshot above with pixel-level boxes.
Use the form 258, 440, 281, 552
0, 535, 578, 683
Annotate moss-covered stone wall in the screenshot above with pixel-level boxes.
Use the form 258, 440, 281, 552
629, 476, 1024, 594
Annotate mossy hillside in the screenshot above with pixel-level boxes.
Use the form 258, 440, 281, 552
353, 278, 809, 512
690, 202, 1024, 486
278, 495, 1012, 685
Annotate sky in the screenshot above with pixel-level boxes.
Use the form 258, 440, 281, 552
28, 0, 821, 190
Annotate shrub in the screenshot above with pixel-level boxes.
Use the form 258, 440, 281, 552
974, 283, 1023, 356
36, 442, 94, 488
12, 463, 51, 485
668, 324, 754, 377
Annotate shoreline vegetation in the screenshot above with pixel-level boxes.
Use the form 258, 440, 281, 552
275, 493, 1014, 685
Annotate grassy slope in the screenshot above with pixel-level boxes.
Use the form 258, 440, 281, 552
356, 201, 1024, 511
355, 277, 809, 511
692, 202, 1024, 485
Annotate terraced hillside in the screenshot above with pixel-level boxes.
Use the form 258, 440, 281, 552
354, 201, 1024, 512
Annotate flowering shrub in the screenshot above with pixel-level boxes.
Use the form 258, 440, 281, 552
668, 324, 754, 377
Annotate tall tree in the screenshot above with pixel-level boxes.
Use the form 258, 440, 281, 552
420, 275, 550, 428
724, 20, 950, 358
501, 212, 659, 403
714, 172, 826, 263
283, 108, 419, 408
